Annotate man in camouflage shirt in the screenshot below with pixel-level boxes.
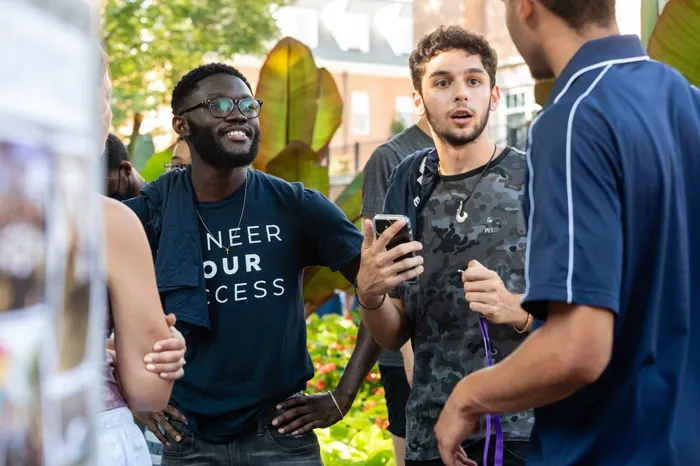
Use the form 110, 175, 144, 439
356, 27, 533, 465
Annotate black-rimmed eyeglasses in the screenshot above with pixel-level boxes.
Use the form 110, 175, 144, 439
178, 97, 263, 119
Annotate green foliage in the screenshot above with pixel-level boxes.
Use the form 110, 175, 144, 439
102, 0, 289, 130
254, 37, 361, 309
254, 37, 343, 170
647, 0, 700, 86
390, 116, 406, 136
129, 134, 155, 171
302, 172, 364, 306
536, 0, 699, 105
140, 148, 174, 182
306, 313, 395, 466
267, 141, 329, 196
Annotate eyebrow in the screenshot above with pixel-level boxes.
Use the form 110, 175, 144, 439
204, 92, 251, 100
428, 68, 487, 79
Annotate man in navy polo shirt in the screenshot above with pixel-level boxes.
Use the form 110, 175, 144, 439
434, 1, 700, 465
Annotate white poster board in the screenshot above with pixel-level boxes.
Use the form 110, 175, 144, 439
0, 1, 104, 465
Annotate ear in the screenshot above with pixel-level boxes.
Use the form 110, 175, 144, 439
172, 115, 190, 138
413, 89, 426, 118
119, 159, 133, 176
519, 0, 537, 27
490, 84, 501, 112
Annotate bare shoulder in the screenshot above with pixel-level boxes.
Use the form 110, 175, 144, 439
101, 196, 148, 247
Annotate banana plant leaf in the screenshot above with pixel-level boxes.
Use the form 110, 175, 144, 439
129, 134, 154, 171
254, 37, 320, 170
647, 0, 700, 86
311, 68, 343, 153
534, 78, 556, 107
266, 141, 329, 196
302, 173, 364, 307
140, 148, 174, 182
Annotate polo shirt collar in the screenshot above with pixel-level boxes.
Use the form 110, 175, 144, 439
546, 34, 648, 108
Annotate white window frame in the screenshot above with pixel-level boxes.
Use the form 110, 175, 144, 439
351, 91, 371, 135
394, 96, 414, 127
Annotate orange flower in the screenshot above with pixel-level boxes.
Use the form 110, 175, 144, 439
315, 379, 326, 390
317, 363, 337, 374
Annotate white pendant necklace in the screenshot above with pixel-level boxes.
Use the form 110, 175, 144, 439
438, 145, 498, 224
456, 201, 468, 223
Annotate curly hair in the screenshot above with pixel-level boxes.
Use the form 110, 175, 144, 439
538, 0, 616, 31
171, 63, 252, 115
409, 26, 498, 93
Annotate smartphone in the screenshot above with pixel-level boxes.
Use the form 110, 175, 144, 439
372, 214, 416, 263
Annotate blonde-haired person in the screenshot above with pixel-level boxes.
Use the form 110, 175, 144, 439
97, 48, 187, 465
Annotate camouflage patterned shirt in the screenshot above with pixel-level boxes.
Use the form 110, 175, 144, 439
393, 147, 534, 461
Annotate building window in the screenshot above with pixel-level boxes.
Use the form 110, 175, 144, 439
503, 88, 533, 149
395, 96, 414, 128
351, 91, 370, 135
506, 92, 526, 109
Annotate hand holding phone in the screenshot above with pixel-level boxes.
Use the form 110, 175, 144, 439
355, 215, 425, 304
372, 214, 416, 263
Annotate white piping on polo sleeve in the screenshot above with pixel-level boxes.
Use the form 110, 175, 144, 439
523, 55, 649, 304
564, 63, 614, 302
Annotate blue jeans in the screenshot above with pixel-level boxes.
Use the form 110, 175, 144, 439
160, 407, 323, 466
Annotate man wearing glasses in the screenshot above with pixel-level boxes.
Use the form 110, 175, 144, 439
123, 63, 380, 465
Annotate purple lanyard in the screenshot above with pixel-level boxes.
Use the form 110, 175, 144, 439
479, 315, 504, 466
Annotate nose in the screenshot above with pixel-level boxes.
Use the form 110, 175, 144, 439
453, 81, 470, 103
224, 104, 247, 122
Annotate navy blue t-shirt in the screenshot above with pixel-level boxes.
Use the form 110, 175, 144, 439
522, 35, 700, 464
170, 170, 362, 441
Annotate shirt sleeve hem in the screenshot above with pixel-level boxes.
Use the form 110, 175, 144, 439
360, 207, 382, 218
522, 285, 619, 319
326, 245, 361, 273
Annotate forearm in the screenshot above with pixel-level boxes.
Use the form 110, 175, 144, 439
359, 296, 409, 351
453, 320, 590, 416
333, 322, 382, 410
506, 293, 532, 331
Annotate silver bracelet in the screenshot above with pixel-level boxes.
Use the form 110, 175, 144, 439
328, 391, 344, 419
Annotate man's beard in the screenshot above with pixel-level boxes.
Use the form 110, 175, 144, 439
425, 103, 490, 147
187, 120, 260, 169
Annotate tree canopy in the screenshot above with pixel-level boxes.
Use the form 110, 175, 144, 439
103, 0, 288, 130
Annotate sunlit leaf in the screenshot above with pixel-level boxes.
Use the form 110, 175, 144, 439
647, 0, 700, 86
641, 0, 660, 48
140, 148, 173, 182
254, 37, 320, 169
130, 134, 154, 171
534, 78, 555, 107
333, 172, 363, 226
302, 173, 364, 307
266, 141, 329, 196
311, 68, 343, 152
